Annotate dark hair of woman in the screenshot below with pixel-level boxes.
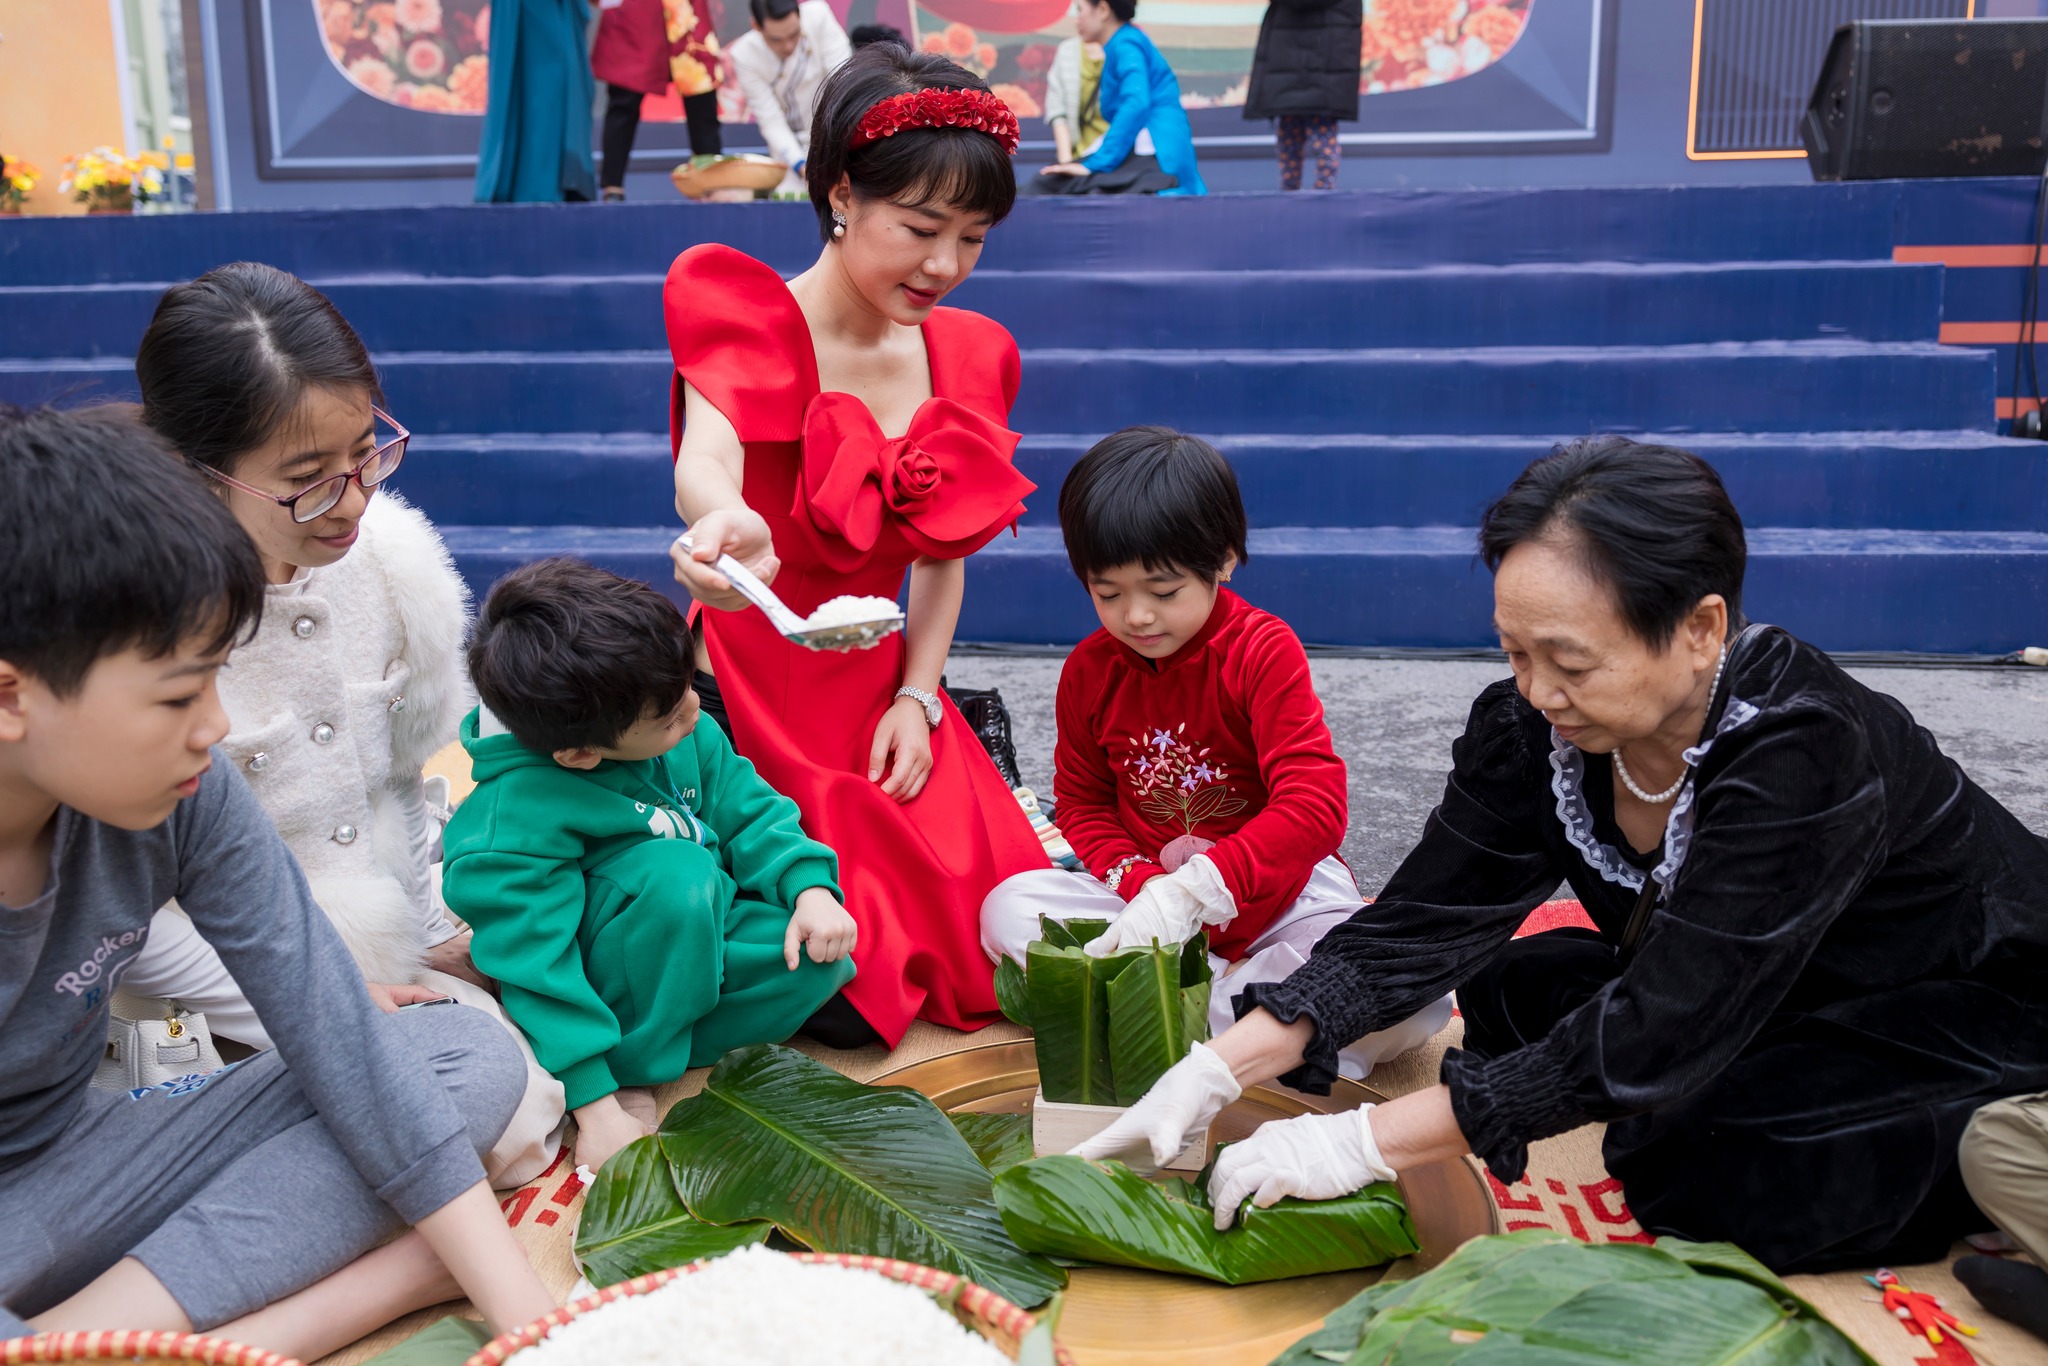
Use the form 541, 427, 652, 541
135, 261, 381, 476
0, 404, 264, 695
849, 22, 909, 49
1081, 0, 1138, 24
1059, 425, 1249, 584
468, 556, 697, 754
804, 45, 1018, 244
1478, 435, 1748, 649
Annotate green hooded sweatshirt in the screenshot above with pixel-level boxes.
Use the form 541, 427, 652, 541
443, 706, 854, 1109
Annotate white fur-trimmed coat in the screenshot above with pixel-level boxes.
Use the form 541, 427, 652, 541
212, 492, 471, 982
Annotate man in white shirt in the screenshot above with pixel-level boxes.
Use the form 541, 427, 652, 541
729, 0, 853, 182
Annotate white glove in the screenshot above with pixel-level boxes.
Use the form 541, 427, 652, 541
1069, 1040, 1242, 1168
1084, 855, 1235, 957
1207, 1104, 1397, 1232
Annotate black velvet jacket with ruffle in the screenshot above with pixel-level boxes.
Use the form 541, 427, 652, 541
1241, 626, 2048, 1181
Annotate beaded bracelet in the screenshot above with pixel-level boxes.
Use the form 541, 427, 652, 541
1103, 854, 1156, 896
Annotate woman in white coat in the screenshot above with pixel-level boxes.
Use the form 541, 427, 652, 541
125, 262, 565, 1187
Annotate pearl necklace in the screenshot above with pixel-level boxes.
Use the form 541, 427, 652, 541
1611, 646, 1729, 806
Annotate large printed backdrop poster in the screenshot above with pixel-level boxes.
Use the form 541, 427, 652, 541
255, 0, 1610, 177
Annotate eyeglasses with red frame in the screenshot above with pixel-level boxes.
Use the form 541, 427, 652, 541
197, 405, 409, 524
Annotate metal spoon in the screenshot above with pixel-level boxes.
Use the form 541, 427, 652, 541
673, 534, 905, 652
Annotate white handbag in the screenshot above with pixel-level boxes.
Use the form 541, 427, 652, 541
91, 1000, 225, 1095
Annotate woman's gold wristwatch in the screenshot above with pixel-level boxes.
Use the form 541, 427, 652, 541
894, 685, 942, 728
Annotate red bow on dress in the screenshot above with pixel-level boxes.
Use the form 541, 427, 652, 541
796, 393, 1034, 571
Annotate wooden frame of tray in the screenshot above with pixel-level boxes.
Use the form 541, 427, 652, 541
874, 1039, 1502, 1366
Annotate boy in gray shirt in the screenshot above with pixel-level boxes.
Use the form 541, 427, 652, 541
0, 407, 555, 1354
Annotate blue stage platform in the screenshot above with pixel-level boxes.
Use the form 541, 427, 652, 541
4, 181, 2048, 652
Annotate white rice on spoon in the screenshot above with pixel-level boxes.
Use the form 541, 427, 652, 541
514, 1246, 1015, 1366
801, 594, 903, 631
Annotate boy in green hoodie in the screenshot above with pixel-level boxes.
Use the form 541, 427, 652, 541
444, 558, 857, 1174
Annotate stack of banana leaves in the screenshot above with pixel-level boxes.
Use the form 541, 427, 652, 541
995, 917, 1212, 1104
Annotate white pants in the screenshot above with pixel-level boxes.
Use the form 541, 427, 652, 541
981, 856, 1454, 1082
124, 904, 569, 1189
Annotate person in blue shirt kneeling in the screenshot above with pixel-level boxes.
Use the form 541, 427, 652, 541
1035, 0, 1206, 196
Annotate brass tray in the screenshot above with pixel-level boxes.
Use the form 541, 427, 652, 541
875, 1040, 1501, 1366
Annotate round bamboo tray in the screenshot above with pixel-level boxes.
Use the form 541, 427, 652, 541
465, 1251, 1075, 1364
669, 155, 787, 200
0, 1333, 302, 1365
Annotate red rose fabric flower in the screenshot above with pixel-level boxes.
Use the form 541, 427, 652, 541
889, 446, 942, 508
796, 393, 1032, 571
849, 88, 1021, 155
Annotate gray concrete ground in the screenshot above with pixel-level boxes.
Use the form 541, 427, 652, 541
944, 654, 2048, 895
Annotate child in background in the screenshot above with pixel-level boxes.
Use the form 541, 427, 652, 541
443, 558, 858, 1174
980, 427, 1450, 1079
0, 406, 551, 1353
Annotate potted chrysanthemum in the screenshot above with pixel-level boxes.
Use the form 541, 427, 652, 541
60, 147, 166, 213
0, 154, 39, 213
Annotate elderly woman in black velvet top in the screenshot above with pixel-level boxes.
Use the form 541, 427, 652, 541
1080, 435, 2048, 1272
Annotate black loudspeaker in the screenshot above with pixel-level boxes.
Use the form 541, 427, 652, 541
1804, 18, 2048, 180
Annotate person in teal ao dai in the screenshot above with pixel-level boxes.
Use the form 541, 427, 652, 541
474, 0, 598, 202
1040, 0, 1207, 195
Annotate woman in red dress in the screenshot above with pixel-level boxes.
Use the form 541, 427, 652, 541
664, 44, 1045, 1045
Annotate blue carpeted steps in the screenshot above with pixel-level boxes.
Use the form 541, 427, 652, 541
0, 261, 1944, 356
389, 431, 2048, 533
2, 187, 2045, 652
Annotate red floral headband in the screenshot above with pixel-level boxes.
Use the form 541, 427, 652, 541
850, 88, 1021, 155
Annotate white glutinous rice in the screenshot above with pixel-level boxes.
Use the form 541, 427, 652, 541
513, 1246, 1015, 1366
801, 594, 903, 630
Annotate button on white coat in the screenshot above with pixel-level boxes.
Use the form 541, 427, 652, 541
333, 824, 358, 845
248, 752, 270, 771
312, 723, 336, 745
388, 695, 406, 714
293, 616, 317, 639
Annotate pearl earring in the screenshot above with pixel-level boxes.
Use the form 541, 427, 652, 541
831, 210, 847, 238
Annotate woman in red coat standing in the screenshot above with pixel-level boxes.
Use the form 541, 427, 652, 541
666, 45, 1047, 1047
592, 0, 725, 200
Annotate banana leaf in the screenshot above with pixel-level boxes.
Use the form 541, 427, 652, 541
994, 953, 1032, 1027
1180, 933, 1214, 1044
659, 1043, 1066, 1309
1039, 915, 1112, 951
1106, 946, 1184, 1104
573, 1136, 773, 1287
1028, 941, 1115, 1104
356, 1317, 491, 1365
994, 1155, 1419, 1286
1267, 1231, 1876, 1365
952, 1111, 1036, 1178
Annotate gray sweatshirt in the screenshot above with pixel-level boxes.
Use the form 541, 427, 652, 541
0, 758, 486, 1224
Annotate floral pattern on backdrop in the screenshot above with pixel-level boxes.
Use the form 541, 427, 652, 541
911, 0, 1531, 114
314, 0, 1531, 122
1362, 0, 1529, 94
318, 0, 492, 113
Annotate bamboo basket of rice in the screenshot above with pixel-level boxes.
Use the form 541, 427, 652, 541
669, 154, 787, 200
0, 1333, 302, 1366
467, 1250, 1076, 1365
